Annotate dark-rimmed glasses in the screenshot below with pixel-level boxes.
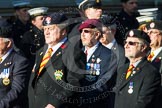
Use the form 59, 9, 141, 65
124, 41, 143, 46
80, 29, 92, 33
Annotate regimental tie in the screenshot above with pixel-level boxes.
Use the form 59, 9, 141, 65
147, 52, 154, 62
0, 57, 2, 63
38, 48, 53, 76
126, 64, 134, 79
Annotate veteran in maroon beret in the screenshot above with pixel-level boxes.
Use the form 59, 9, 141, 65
114, 29, 161, 108
28, 12, 86, 108
79, 19, 117, 108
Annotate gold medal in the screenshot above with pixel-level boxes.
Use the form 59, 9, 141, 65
3, 78, 10, 86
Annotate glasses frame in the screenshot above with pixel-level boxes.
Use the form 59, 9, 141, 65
124, 41, 143, 46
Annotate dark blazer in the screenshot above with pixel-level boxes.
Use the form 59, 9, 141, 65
0, 49, 30, 108
29, 40, 86, 108
11, 19, 31, 49
151, 50, 162, 74
114, 58, 161, 108
111, 41, 127, 70
80, 43, 117, 108
21, 25, 45, 70
149, 50, 162, 107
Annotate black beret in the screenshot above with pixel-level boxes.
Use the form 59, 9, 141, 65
43, 13, 68, 26
146, 20, 162, 31
79, 19, 102, 32
78, 0, 102, 11
126, 29, 151, 44
0, 19, 12, 38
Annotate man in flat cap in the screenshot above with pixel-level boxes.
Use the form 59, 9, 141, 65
79, 19, 117, 108
114, 29, 161, 108
28, 12, 86, 108
20, 7, 48, 70
11, 0, 31, 50
0, 19, 30, 108
115, 0, 139, 46
100, 15, 128, 70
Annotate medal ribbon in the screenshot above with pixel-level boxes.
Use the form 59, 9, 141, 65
126, 64, 134, 79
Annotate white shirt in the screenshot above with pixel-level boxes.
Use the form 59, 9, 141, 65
85, 42, 99, 62
0, 48, 13, 64
105, 39, 116, 49
47, 37, 67, 56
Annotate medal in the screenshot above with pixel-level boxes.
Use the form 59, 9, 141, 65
128, 82, 133, 94
3, 78, 10, 86
96, 70, 100, 75
128, 88, 133, 94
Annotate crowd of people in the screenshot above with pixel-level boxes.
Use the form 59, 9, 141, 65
0, 0, 162, 108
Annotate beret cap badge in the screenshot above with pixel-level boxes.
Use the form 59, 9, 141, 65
150, 22, 155, 29
45, 17, 51, 25
129, 30, 134, 37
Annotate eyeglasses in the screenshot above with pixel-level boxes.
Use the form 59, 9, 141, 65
124, 41, 143, 46
80, 29, 92, 33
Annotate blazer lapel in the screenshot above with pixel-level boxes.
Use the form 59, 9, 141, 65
88, 43, 102, 63
34, 45, 48, 73
118, 59, 147, 90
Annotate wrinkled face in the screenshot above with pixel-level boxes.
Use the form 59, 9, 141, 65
16, 8, 30, 22
124, 37, 144, 59
123, 0, 138, 14
81, 28, 100, 48
43, 24, 65, 46
0, 38, 10, 55
147, 29, 162, 48
32, 16, 45, 30
100, 26, 113, 45
85, 7, 102, 19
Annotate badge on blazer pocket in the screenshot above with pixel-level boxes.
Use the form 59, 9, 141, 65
54, 70, 63, 80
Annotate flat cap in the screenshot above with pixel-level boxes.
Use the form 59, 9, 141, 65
78, 0, 102, 11
100, 15, 116, 27
0, 19, 12, 38
126, 29, 151, 43
28, 7, 48, 18
13, 0, 31, 10
79, 19, 102, 32
146, 20, 162, 31
43, 13, 68, 26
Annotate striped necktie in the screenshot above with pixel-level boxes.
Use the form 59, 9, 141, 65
126, 64, 134, 79
38, 48, 53, 76
147, 52, 154, 62
0, 57, 2, 63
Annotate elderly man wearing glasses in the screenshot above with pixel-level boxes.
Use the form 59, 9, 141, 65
79, 19, 117, 108
146, 20, 162, 108
114, 29, 161, 108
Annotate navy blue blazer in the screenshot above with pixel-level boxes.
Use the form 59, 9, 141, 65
80, 43, 117, 108
0, 49, 30, 108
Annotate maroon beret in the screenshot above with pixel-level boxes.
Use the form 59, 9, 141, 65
78, 19, 102, 32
